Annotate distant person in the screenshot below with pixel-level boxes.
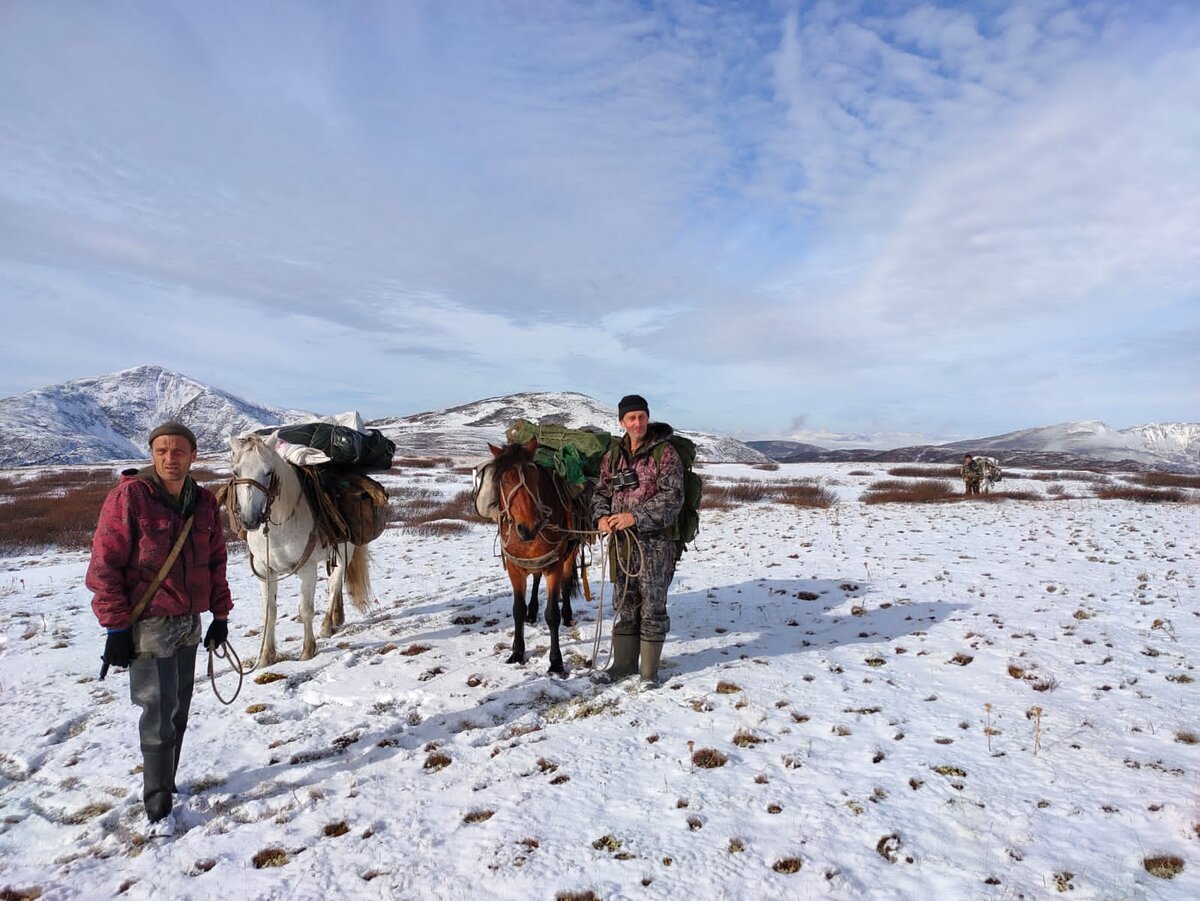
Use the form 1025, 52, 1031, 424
86, 421, 233, 836
961, 454, 983, 496
592, 394, 684, 688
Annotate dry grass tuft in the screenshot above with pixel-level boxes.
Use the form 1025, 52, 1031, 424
1142, 855, 1185, 879
400, 643, 431, 656
732, 729, 766, 748
772, 857, 803, 874
715, 681, 742, 694
692, 748, 729, 769
254, 672, 286, 685
251, 847, 290, 869
423, 752, 452, 772
463, 809, 495, 824
555, 892, 600, 901
1174, 731, 1198, 745
324, 821, 350, 837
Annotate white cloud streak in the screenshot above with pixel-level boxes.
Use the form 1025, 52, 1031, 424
0, 0, 1196, 438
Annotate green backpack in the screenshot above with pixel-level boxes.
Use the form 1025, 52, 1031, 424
608, 434, 702, 552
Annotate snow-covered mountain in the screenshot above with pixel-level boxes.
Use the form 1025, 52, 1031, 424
0, 374, 768, 466
0, 365, 312, 466
752, 421, 1200, 472
939, 421, 1200, 470
371, 391, 770, 463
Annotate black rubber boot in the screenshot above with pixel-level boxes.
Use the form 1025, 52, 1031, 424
591, 633, 639, 684
130, 655, 179, 822
171, 644, 198, 792
639, 638, 665, 689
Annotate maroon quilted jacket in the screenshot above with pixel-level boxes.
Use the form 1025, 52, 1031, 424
87, 471, 233, 630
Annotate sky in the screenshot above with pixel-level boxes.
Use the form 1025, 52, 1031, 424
1, 0, 1198, 449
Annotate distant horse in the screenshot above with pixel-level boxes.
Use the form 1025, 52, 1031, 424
227, 434, 373, 665
488, 439, 581, 675
978, 456, 1002, 493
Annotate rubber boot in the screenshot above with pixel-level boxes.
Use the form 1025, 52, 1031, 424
638, 638, 665, 689
130, 655, 179, 822
171, 644, 198, 793
591, 633, 639, 684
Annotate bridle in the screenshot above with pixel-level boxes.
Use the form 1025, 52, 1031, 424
496, 457, 571, 569
226, 471, 280, 531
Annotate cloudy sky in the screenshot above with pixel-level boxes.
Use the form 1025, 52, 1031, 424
2, 1, 1197, 447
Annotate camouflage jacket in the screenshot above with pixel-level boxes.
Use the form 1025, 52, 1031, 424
592, 422, 684, 535
961, 460, 983, 481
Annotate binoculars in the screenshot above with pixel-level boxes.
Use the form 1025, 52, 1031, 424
610, 469, 640, 491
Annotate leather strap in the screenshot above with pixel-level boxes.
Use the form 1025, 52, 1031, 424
128, 516, 195, 626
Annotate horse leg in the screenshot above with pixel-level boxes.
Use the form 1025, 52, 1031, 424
320, 547, 347, 638
505, 564, 527, 665
260, 574, 279, 667
527, 571, 540, 625
560, 557, 575, 627
299, 562, 318, 661
544, 569, 565, 675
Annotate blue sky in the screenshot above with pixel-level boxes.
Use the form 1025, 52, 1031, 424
1, 0, 1197, 447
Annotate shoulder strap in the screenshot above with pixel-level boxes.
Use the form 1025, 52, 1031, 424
128, 516, 194, 626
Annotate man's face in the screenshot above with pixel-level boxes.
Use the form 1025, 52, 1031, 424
151, 435, 197, 484
620, 409, 649, 443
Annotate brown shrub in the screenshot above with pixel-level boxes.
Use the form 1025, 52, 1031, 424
775, 481, 837, 508
887, 465, 960, 478
1132, 472, 1200, 489
1095, 486, 1190, 503
863, 479, 957, 504
752, 462, 780, 471
692, 748, 728, 768
0, 469, 114, 554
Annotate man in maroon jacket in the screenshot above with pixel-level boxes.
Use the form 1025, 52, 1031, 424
87, 421, 233, 834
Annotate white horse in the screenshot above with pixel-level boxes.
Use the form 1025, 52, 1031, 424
228, 434, 373, 665
978, 456, 1002, 493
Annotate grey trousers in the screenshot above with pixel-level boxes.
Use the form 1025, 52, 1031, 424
611, 536, 676, 641
129, 615, 200, 820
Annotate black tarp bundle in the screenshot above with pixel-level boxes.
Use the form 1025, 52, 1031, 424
275, 423, 395, 472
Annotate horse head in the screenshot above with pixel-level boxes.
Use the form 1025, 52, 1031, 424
489, 439, 550, 543
228, 434, 280, 531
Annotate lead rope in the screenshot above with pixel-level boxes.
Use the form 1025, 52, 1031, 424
583, 528, 644, 672
207, 639, 245, 704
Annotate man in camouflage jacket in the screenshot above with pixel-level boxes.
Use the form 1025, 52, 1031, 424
87, 421, 232, 835
592, 394, 684, 687
961, 454, 983, 495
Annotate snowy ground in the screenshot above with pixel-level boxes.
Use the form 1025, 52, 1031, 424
0, 462, 1197, 900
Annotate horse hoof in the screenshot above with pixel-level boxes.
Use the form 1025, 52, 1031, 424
505, 652, 524, 665
548, 663, 567, 677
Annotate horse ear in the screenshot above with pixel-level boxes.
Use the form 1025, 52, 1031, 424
523, 438, 538, 454
228, 435, 243, 452
488, 443, 501, 458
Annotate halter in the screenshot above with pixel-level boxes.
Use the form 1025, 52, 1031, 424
496, 455, 571, 569
225, 471, 281, 531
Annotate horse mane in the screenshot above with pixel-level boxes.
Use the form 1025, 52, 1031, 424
492, 440, 537, 476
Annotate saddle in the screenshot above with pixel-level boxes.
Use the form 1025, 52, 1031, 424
296, 466, 389, 547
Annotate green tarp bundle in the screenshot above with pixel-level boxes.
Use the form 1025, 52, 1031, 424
505, 419, 612, 491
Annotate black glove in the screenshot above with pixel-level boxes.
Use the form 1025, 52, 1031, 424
103, 629, 135, 668
204, 619, 229, 651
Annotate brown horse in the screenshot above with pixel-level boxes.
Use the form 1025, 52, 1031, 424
488, 439, 580, 675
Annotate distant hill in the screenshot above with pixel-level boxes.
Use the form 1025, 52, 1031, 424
0, 365, 312, 466
750, 421, 1200, 472
0, 371, 768, 466
372, 392, 770, 463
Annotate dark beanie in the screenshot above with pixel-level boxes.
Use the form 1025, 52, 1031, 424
148, 421, 197, 450
618, 394, 649, 418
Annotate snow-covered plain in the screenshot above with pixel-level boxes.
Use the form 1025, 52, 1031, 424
1, 463, 1197, 900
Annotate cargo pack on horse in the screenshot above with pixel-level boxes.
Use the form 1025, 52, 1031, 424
487, 438, 583, 675
225, 434, 381, 665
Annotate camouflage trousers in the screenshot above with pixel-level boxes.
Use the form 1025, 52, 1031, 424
611, 535, 676, 641
964, 479, 981, 496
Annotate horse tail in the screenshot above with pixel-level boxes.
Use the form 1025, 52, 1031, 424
346, 543, 374, 612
